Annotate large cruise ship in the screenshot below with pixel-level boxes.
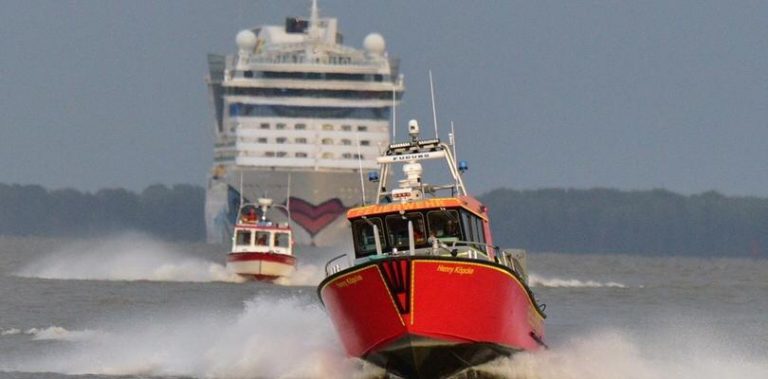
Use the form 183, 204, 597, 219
205, 1, 404, 246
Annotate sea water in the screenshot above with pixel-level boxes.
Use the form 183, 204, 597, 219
0, 234, 765, 379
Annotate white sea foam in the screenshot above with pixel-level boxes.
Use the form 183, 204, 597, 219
529, 273, 629, 288
274, 263, 325, 286
25, 326, 104, 342
475, 328, 768, 379
1, 326, 102, 341
15, 234, 245, 283
10, 296, 370, 378
0, 328, 21, 336
8, 307, 768, 378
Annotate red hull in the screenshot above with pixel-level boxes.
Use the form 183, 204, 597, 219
318, 256, 546, 378
226, 252, 296, 281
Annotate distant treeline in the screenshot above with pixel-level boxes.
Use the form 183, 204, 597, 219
1, 184, 766, 256
0, 184, 204, 241
480, 188, 768, 257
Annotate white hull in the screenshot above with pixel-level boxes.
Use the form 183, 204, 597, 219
227, 259, 295, 279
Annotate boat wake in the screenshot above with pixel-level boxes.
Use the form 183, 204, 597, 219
528, 273, 631, 288
4, 309, 767, 378
4, 296, 379, 378
274, 263, 325, 286
0, 326, 104, 342
15, 234, 245, 283
473, 328, 768, 379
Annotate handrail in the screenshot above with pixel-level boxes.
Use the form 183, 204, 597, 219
324, 253, 349, 276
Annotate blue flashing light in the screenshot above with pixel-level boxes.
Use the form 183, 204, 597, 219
368, 171, 380, 182
458, 160, 469, 173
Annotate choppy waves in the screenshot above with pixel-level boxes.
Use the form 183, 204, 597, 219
15, 234, 245, 283
1, 326, 103, 342
5, 297, 372, 378
529, 273, 632, 288
476, 329, 768, 379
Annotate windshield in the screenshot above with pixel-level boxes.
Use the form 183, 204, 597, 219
385, 212, 427, 249
274, 232, 290, 248
352, 218, 385, 257
427, 210, 461, 241
235, 230, 252, 246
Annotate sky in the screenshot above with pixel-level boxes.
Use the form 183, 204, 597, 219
1, 0, 766, 196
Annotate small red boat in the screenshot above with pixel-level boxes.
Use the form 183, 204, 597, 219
227, 198, 296, 281
318, 120, 547, 378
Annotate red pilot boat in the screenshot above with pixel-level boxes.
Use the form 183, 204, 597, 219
318, 120, 547, 378
228, 198, 296, 281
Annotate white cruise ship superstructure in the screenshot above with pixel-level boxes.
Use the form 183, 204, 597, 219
205, 1, 404, 246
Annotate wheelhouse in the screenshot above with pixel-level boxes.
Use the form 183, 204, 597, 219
347, 197, 493, 261
232, 226, 292, 254
232, 202, 293, 255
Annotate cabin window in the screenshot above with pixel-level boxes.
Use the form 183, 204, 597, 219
461, 211, 473, 242
260, 123, 270, 129
460, 211, 486, 252
276, 123, 286, 130
476, 219, 486, 245
352, 218, 385, 257
257, 137, 268, 143
385, 212, 427, 249
322, 138, 333, 145
341, 124, 352, 131
341, 139, 352, 145
274, 232, 290, 248
295, 137, 307, 144
255, 231, 270, 247
322, 124, 334, 131
295, 123, 306, 130
276, 137, 287, 144
235, 230, 252, 246
426, 210, 461, 242
295, 152, 308, 158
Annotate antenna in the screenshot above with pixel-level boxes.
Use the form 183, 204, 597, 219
356, 132, 367, 205
286, 173, 292, 223
392, 85, 397, 141
450, 121, 458, 162
429, 70, 439, 139
239, 171, 244, 209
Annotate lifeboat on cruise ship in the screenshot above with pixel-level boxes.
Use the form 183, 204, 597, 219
227, 198, 296, 281
318, 120, 547, 378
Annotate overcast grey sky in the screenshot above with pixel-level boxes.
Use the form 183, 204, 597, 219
1, 1, 766, 196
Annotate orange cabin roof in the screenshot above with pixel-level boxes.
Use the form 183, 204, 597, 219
347, 196, 488, 220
